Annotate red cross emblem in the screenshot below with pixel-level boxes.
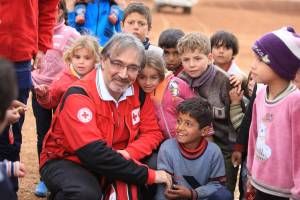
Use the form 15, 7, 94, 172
132, 108, 140, 125
77, 108, 92, 123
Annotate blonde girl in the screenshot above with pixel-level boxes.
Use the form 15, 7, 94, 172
35, 35, 100, 109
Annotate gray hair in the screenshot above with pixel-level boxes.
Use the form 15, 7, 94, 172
101, 33, 146, 69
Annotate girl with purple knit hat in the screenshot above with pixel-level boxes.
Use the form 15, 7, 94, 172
247, 27, 300, 200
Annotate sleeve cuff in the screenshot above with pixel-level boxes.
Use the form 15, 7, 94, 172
233, 144, 244, 152
38, 45, 48, 54
146, 168, 156, 184
191, 189, 198, 200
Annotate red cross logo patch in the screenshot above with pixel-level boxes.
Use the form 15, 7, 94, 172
77, 107, 93, 123
132, 108, 140, 125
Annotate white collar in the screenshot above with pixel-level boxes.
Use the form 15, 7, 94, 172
96, 67, 134, 106
227, 61, 243, 75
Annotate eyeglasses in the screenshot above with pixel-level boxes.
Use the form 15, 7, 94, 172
108, 56, 141, 75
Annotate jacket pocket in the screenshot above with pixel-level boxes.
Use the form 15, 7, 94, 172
212, 106, 226, 119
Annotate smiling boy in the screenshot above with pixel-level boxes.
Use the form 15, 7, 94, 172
156, 98, 232, 200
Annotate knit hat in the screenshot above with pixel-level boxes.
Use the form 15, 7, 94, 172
252, 27, 300, 80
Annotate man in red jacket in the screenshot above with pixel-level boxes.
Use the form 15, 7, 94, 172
0, 0, 59, 192
40, 33, 171, 200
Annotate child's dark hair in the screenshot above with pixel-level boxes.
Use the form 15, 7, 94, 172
59, 0, 68, 23
0, 58, 18, 122
123, 3, 152, 31
176, 97, 212, 129
158, 28, 185, 49
210, 31, 239, 56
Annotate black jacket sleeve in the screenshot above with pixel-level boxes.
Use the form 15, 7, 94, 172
76, 140, 150, 185
236, 84, 257, 155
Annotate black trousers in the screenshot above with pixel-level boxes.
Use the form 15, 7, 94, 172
254, 189, 288, 200
41, 160, 102, 200
31, 91, 52, 161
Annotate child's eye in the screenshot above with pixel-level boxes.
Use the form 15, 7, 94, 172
163, 51, 170, 56
176, 119, 182, 125
127, 20, 135, 25
137, 21, 146, 27
151, 76, 159, 81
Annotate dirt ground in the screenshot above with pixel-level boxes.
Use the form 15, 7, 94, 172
18, 0, 300, 199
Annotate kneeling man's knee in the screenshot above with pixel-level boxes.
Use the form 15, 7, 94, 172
208, 187, 233, 200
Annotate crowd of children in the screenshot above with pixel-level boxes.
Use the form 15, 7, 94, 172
0, 0, 300, 200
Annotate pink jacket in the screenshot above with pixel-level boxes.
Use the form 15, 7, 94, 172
32, 20, 80, 86
37, 67, 79, 109
247, 86, 300, 199
151, 73, 195, 139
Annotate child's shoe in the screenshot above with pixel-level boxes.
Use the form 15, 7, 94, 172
34, 181, 48, 197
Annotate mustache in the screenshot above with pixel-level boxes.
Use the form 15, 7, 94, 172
112, 76, 130, 84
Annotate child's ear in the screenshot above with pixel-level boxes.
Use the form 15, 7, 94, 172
207, 53, 213, 65
200, 125, 211, 137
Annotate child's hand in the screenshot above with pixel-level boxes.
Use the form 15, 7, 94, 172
16, 162, 26, 178
35, 84, 49, 98
6, 161, 26, 178
229, 74, 243, 88
229, 87, 244, 105
10, 100, 26, 109
8, 100, 27, 115
231, 151, 242, 167
32, 50, 45, 70
165, 184, 192, 199
246, 178, 256, 200
5, 108, 20, 124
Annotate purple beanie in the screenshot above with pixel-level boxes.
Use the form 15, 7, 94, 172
252, 27, 300, 80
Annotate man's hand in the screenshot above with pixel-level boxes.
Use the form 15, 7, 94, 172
164, 184, 192, 199
116, 150, 130, 159
32, 50, 45, 70
154, 170, 172, 189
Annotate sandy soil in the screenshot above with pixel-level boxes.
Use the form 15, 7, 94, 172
18, 0, 300, 199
